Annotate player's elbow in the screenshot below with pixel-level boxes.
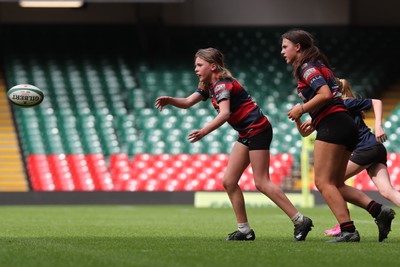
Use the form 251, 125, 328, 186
323, 93, 333, 102
220, 111, 231, 121
372, 99, 382, 106
182, 99, 195, 109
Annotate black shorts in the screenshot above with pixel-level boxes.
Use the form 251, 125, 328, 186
315, 112, 358, 152
237, 126, 273, 151
350, 144, 387, 170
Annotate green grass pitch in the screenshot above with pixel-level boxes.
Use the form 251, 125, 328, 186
0, 205, 398, 267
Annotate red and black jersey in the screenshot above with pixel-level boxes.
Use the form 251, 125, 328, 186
297, 61, 347, 126
196, 78, 270, 138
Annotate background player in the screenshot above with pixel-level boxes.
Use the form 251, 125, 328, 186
322, 78, 396, 241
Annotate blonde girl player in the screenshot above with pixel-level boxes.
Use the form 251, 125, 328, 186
281, 29, 360, 242
321, 78, 395, 241
155, 47, 313, 241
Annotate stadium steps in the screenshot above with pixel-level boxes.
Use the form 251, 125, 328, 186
0, 79, 29, 192
363, 83, 400, 129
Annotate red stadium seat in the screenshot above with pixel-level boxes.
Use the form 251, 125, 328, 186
274, 153, 294, 177
130, 154, 155, 176
86, 154, 108, 173
192, 153, 211, 164
194, 172, 209, 184
86, 153, 107, 163
210, 153, 229, 164
144, 178, 165, 191
170, 154, 192, 171
73, 171, 96, 191
183, 179, 203, 191
132, 153, 154, 164
238, 171, 257, 191
270, 171, 283, 185
153, 153, 174, 164
30, 172, 56, 191
243, 165, 253, 178
172, 153, 191, 162
190, 159, 205, 171
85, 154, 111, 189
202, 178, 218, 191
67, 154, 88, 172
95, 172, 114, 191
109, 153, 130, 186
49, 169, 74, 191
164, 178, 184, 191
26, 155, 53, 191
26, 154, 48, 165
110, 153, 130, 169
121, 179, 145, 191
388, 152, 400, 163
130, 160, 150, 176
41, 154, 77, 191
239, 179, 256, 191
210, 160, 226, 173
276, 153, 294, 165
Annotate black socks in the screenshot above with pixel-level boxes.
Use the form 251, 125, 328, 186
340, 221, 356, 233
366, 200, 382, 218
339, 201, 382, 233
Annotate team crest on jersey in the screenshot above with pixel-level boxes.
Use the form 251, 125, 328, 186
303, 68, 317, 80
215, 84, 226, 92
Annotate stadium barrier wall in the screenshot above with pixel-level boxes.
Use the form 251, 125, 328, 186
0, 191, 394, 207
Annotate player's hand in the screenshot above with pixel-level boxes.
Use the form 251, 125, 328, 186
155, 96, 171, 111
375, 125, 387, 143
187, 129, 205, 143
288, 103, 303, 121
300, 119, 315, 135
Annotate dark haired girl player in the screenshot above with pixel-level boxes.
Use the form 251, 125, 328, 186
281, 29, 360, 242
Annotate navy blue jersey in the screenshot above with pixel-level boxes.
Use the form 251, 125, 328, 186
344, 98, 379, 150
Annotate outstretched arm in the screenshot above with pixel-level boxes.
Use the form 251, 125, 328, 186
371, 99, 387, 143
155, 92, 203, 111
187, 99, 230, 143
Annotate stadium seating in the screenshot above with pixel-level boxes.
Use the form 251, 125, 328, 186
3, 25, 400, 191
26, 152, 295, 191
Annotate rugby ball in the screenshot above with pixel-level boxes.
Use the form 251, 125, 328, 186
7, 84, 44, 108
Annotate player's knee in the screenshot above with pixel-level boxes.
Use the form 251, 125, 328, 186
254, 178, 277, 195
222, 179, 236, 191
254, 181, 263, 192
314, 180, 325, 192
